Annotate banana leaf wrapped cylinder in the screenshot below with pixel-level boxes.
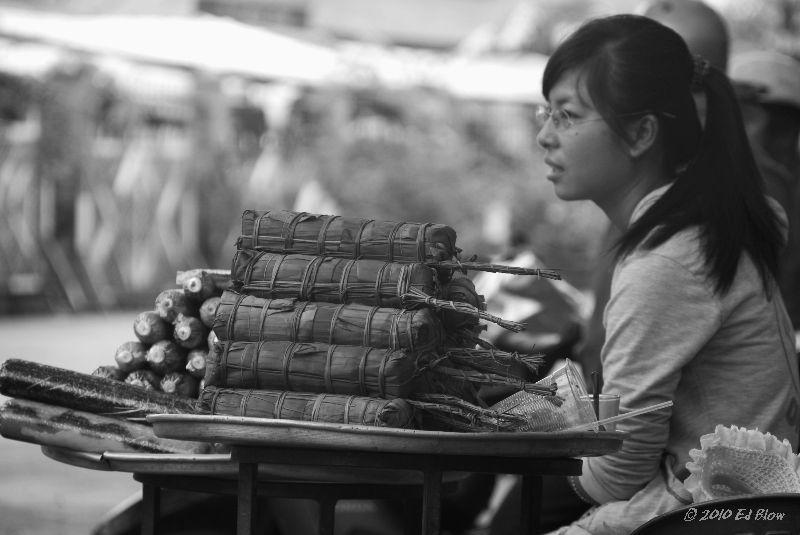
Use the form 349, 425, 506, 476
198, 386, 416, 428
231, 249, 439, 308
0, 359, 201, 417
439, 275, 485, 331
213, 290, 444, 352
205, 340, 429, 399
238, 209, 459, 264
431, 274, 493, 346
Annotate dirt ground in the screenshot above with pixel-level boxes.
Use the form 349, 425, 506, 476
0, 311, 143, 535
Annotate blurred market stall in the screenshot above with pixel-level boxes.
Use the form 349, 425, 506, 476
0, 5, 572, 318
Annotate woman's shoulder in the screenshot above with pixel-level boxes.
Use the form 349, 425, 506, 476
611, 235, 720, 318
621, 226, 707, 278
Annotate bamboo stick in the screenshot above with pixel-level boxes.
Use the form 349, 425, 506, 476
429, 261, 561, 279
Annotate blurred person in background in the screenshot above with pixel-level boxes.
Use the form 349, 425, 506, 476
491, 12, 800, 535
730, 50, 800, 334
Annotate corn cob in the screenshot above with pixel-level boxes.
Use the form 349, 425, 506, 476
176, 268, 231, 301
114, 340, 148, 373
185, 348, 208, 379
155, 288, 198, 323
133, 311, 172, 345
92, 365, 126, 381
199, 296, 221, 328
160, 372, 200, 398
125, 369, 161, 391
146, 340, 187, 376
173, 313, 208, 349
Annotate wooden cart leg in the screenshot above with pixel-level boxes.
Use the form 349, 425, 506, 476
237, 462, 258, 535
141, 482, 160, 535
404, 491, 423, 535
520, 475, 542, 535
421, 470, 442, 535
318, 498, 337, 535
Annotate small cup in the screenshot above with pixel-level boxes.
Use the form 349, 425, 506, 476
580, 394, 621, 432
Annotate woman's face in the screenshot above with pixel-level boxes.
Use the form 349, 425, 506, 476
536, 70, 633, 205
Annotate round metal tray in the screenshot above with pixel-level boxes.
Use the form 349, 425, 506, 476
41, 446, 467, 484
148, 414, 626, 458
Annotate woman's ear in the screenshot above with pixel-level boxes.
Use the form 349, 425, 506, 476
626, 114, 659, 158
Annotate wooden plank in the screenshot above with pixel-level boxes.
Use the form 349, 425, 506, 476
421, 470, 442, 535
237, 462, 259, 535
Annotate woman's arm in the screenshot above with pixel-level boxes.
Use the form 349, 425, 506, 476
575, 247, 722, 503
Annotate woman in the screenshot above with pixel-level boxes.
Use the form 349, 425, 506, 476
505, 14, 800, 535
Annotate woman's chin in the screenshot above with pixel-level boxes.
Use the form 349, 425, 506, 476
551, 184, 579, 201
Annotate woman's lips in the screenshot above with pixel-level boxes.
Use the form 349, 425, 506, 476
544, 158, 563, 180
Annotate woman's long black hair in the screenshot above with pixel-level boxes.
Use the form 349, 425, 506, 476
542, 14, 783, 295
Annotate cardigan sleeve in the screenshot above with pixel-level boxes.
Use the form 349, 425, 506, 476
574, 247, 722, 504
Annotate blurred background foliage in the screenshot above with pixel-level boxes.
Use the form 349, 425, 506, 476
0, 0, 797, 314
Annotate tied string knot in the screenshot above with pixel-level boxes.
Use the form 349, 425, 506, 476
692, 55, 711, 91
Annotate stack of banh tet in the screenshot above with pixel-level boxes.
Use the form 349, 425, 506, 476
200, 209, 558, 432
0, 208, 561, 455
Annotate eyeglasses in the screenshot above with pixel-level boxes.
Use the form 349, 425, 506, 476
533, 105, 665, 132
533, 105, 602, 131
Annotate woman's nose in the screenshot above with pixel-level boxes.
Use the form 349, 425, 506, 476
536, 121, 557, 149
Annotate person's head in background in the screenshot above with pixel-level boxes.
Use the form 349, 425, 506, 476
536, 14, 782, 294
638, 0, 729, 122
638, 0, 728, 71
731, 51, 800, 179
